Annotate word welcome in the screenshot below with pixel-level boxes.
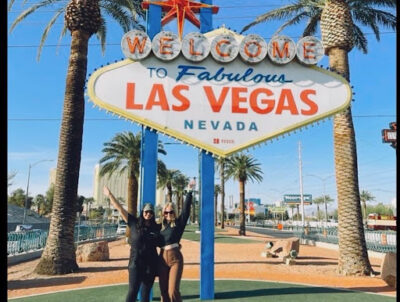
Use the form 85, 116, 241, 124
121, 30, 324, 65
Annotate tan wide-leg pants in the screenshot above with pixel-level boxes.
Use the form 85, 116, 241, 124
158, 247, 184, 302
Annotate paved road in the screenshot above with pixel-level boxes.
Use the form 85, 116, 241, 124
231, 225, 297, 239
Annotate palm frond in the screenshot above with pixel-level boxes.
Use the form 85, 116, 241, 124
100, 1, 132, 32
352, 24, 368, 53
96, 17, 107, 55
9, 0, 61, 33
303, 12, 321, 36
56, 23, 68, 56
273, 12, 309, 36
348, 0, 397, 9
8, 0, 16, 11
241, 3, 306, 33
37, 7, 64, 61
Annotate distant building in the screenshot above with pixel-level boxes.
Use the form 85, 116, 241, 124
93, 164, 129, 207
49, 168, 57, 187
92, 163, 168, 210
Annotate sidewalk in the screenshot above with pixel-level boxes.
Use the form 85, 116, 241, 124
7, 227, 396, 299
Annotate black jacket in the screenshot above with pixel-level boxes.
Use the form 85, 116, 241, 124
127, 213, 161, 273
159, 192, 192, 247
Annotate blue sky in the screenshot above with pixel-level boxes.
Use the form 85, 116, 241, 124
8, 0, 396, 215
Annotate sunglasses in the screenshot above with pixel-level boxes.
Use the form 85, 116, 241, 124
164, 211, 175, 215
144, 210, 154, 215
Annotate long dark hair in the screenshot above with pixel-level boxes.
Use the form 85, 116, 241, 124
137, 209, 158, 234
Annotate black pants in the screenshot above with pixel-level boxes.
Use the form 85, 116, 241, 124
126, 263, 156, 302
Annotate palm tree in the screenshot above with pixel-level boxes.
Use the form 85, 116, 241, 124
8, 171, 17, 188
172, 172, 190, 215
100, 131, 166, 238
84, 197, 94, 219
33, 194, 46, 215
9, 0, 145, 275
99, 131, 166, 217
158, 168, 181, 204
216, 158, 226, 229
225, 153, 263, 236
214, 184, 221, 226
241, 0, 395, 277
312, 195, 327, 221
360, 190, 375, 226
288, 204, 296, 221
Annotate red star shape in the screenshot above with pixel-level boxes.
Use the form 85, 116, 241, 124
142, 0, 219, 39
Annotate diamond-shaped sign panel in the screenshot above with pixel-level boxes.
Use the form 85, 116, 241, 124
87, 56, 351, 157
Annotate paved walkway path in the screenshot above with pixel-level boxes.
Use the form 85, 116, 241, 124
7, 227, 396, 299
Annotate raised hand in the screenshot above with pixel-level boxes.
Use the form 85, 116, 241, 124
188, 178, 196, 192
103, 186, 111, 197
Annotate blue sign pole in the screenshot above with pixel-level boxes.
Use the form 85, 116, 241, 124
200, 151, 215, 300
139, 4, 161, 301
199, 2, 214, 300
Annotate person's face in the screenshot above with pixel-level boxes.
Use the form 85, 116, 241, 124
164, 206, 175, 222
143, 210, 154, 220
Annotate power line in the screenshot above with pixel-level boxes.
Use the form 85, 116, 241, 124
6, 4, 294, 13
7, 114, 396, 122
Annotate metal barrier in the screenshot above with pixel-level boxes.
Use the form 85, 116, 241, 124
247, 222, 396, 254
7, 224, 118, 256
297, 228, 396, 253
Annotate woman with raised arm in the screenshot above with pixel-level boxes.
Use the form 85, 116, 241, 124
158, 178, 196, 302
103, 186, 160, 302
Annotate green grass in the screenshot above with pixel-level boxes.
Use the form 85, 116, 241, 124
9, 280, 395, 302
183, 225, 259, 243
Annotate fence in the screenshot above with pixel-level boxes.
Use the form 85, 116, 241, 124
7, 224, 118, 256
247, 221, 396, 254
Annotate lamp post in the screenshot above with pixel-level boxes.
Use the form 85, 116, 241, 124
23, 159, 54, 224
306, 174, 334, 224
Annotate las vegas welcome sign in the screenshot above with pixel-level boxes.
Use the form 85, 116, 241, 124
87, 28, 351, 158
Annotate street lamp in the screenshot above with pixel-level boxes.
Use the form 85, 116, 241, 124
23, 159, 54, 224
306, 174, 334, 224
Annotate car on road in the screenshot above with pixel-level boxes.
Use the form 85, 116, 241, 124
14, 224, 33, 232
116, 224, 127, 235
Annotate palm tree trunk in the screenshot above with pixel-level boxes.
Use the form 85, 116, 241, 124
191, 198, 196, 223
362, 201, 367, 228
239, 181, 245, 236
167, 184, 173, 203
126, 168, 138, 240
128, 168, 138, 216
179, 193, 183, 216
329, 47, 372, 276
34, 30, 89, 275
220, 161, 225, 229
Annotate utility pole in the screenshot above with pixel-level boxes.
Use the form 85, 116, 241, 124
298, 141, 305, 227
23, 159, 53, 224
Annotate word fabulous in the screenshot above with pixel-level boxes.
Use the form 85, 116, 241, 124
121, 30, 324, 65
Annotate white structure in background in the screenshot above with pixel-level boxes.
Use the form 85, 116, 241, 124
93, 163, 169, 209
392, 197, 396, 216
49, 168, 57, 187
93, 164, 129, 207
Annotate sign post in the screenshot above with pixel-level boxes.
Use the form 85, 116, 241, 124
200, 2, 215, 299
138, 4, 161, 301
